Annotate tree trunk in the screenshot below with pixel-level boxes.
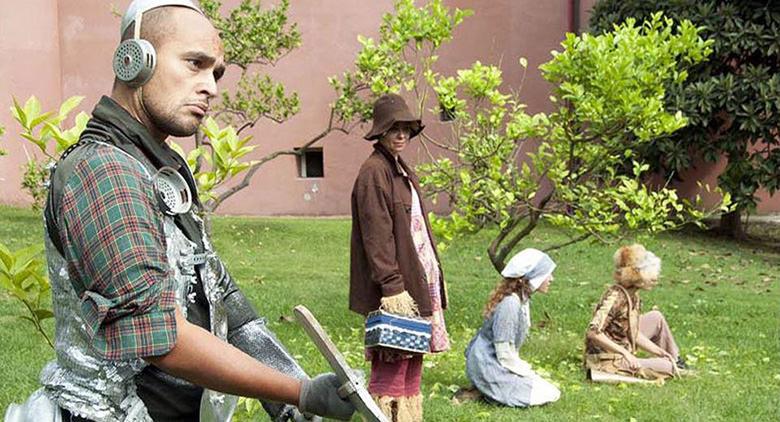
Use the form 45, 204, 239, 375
719, 209, 745, 239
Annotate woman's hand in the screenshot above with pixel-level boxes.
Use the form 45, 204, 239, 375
637, 333, 673, 360
380, 290, 419, 317
622, 352, 640, 370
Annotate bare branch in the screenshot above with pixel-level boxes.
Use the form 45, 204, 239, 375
543, 233, 591, 252
489, 214, 539, 273
206, 149, 298, 211
489, 190, 555, 271
194, 130, 205, 174
420, 132, 458, 153
236, 120, 257, 135
207, 108, 346, 210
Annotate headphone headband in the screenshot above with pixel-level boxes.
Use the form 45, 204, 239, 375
120, 0, 203, 37
114, 0, 203, 87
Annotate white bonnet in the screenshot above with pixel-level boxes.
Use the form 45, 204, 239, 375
501, 248, 556, 291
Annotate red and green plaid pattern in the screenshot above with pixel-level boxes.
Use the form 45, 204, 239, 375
57, 144, 177, 360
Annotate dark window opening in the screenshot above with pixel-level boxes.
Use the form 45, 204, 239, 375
297, 148, 324, 178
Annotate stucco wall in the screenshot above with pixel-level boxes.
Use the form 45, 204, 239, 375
0, 0, 64, 205
0, 0, 775, 215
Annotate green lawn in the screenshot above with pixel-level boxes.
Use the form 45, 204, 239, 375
1, 205, 778, 421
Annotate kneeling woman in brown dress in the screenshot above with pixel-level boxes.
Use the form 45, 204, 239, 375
584, 244, 687, 381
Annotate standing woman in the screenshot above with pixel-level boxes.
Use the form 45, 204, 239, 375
464, 248, 561, 407
349, 94, 450, 421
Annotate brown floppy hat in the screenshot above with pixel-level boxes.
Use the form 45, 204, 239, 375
363, 93, 424, 141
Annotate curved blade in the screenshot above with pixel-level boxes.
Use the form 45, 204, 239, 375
293, 305, 389, 422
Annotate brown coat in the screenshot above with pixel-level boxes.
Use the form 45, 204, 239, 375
349, 143, 447, 317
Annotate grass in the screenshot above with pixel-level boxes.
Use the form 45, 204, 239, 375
1, 205, 778, 421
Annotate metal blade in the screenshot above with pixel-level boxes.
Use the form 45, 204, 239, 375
293, 305, 389, 422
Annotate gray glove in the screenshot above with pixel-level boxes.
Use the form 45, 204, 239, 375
298, 373, 356, 421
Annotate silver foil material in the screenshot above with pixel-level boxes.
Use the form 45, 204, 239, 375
39, 233, 153, 422
4, 388, 62, 422
197, 234, 239, 421
13, 141, 313, 421
163, 217, 201, 317
228, 319, 321, 422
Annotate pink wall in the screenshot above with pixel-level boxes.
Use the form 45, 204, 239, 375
674, 153, 780, 215
0, 0, 775, 215
0, 0, 64, 204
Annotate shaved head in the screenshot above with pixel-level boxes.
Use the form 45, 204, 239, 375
121, 6, 178, 48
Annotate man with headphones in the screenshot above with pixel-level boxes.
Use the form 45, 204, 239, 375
4, 1, 355, 421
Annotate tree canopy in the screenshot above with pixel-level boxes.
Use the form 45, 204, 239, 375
591, 0, 780, 237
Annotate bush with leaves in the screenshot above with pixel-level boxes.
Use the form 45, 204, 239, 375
0, 244, 53, 348
418, 13, 730, 273
591, 0, 780, 238
0, 126, 53, 346
10, 96, 89, 210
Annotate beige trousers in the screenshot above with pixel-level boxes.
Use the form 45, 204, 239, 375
586, 310, 681, 379
630, 310, 680, 376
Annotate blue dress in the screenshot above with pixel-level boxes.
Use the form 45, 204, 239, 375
465, 293, 534, 407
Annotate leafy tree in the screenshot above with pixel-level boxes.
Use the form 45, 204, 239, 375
191, 0, 471, 218
591, 0, 780, 238
418, 13, 730, 273
328, 0, 472, 127
194, 0, 302, 215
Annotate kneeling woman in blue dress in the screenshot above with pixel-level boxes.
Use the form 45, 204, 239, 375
464, 248, 561, 407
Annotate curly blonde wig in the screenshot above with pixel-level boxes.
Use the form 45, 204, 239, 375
613, 244, 661, 289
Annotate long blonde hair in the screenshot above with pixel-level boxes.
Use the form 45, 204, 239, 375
483, 277, 533, 318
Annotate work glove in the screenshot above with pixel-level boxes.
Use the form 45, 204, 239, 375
298, 373, 356, 421
379, 290, 419, 317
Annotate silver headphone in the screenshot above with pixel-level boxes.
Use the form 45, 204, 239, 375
153, 166, 193, 215
112, 0, 203, 87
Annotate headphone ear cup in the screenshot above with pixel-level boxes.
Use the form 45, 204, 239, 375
113, 39, 156, 87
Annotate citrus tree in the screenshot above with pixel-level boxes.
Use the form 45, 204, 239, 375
194, 0, 472, 216
417, 13, 731, 272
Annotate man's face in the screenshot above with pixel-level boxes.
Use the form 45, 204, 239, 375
142, 9, 225, 137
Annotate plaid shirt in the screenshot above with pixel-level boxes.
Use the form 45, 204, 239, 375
56, 143, 177, 360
